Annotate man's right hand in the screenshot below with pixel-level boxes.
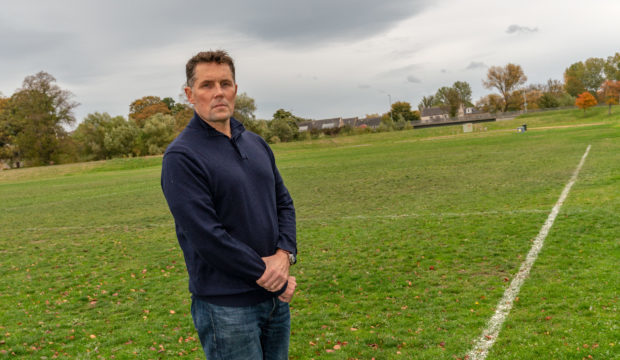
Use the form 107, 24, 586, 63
256, 250, 290, 292
278, 276, 296, 303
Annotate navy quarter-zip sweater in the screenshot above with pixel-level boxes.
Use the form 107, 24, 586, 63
161, 114, 296, 306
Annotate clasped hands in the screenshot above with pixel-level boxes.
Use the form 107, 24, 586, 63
256, 249, 296, 303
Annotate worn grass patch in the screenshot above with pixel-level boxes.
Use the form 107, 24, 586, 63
0, 108, 617, 359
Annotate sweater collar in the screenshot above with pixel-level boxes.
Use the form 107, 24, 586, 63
189, 112, 246, 139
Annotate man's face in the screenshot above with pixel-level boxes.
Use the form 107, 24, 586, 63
185, 62, 238, 124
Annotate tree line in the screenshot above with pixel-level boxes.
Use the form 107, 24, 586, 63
1, 53, 618, 168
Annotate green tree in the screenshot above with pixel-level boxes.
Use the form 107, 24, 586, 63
563, 62, 586, 96
604, 53, 620, 80
104, 119, 139, 157
72, 112, 113, 160
417, 95, 435, 111
582, 57, 606, 93
233, 92, 257, 124
537, 92, 560, 109
483, 63, 527, 112
435, 86, 461, 117
268, 109, 304, 142
268, 118, 295, 143
564, 58, 606, 96
141, 113, 176, 155
453, 81, 473, 107
73, 112, 139, 160
3, 71, 78, 166
390, 101, 419, 122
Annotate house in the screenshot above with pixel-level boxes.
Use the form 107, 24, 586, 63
314, 117, 342, 130
341, 117, 359, 127
357, 116, 382, 129
297, 121, 313, 132
420, 107, 449, 122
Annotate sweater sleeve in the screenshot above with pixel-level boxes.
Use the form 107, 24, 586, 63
265, 145, 297, 256
161, 150, 266, 282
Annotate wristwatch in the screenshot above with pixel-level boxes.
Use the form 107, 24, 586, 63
288, 252, 297, 265
279, 249, 297, 265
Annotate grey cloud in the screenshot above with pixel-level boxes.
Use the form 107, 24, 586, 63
358, 84, 372, 89
211, 0, 432, 46
466, 61, 487, 70
0, 25, 72, 62
407, 75, 421, 83
506, 24, 538, 34
440, 69, 448, 73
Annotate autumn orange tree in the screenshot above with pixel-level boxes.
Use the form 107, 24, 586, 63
598, 80, 620, 115
128, 95, 170, 127
575, 91, 598, 113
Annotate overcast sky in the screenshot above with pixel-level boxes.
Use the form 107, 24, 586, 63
1, 0, 619, 124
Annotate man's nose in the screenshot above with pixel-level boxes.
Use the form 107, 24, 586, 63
214, 84, 225, 96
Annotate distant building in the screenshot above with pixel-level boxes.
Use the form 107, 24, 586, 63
420, 107, 449, 122
357, 116, 382, 129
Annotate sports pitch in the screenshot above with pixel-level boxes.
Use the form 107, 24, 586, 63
0, 108, 618, 359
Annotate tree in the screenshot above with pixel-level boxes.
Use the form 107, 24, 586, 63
575, 92, 597, 113
162, 101, 194, 134
233, 92, 257, 124
390, 101, 419, 122
434, 82, 469, 117
72, 112, 138, 160
434, 86, 461, 117
598, 80, 620, 115
72, 112, 113, 160
104, 119, 139, 157
141, 113, 177, 155
129, 96, 170, 127
453, 81, 473, 107
417, 95, 435, 111
268, 109, 302, 142
563, 62, 586, 96
564, 58, 606, 96
537, 92, 560, 109
3, 71, 78, 165
582, 57, 606, 93
604, 52, 620, 80
483, 63, 527, 112
476, 94, 504, 113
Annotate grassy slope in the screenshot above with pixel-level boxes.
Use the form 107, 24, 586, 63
0, 107, 617, 359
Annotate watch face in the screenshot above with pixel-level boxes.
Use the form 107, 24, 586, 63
289, 253, 296, 265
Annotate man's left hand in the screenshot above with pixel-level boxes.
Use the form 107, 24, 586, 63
256, 249, 290, 292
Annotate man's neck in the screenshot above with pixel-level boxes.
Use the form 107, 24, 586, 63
201, 117, 231, 138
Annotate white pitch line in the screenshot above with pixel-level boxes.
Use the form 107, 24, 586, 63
467, 144, 592, 360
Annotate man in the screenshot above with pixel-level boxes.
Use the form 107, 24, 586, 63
161, 50, 297, 359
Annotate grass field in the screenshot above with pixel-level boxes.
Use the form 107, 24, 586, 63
0, 107, 618, 359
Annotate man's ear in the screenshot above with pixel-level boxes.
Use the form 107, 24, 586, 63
184, 86, 194, 104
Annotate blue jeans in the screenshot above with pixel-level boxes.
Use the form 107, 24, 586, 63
191, 296, 290, 360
